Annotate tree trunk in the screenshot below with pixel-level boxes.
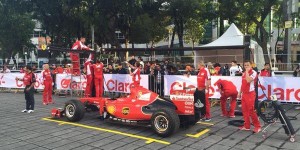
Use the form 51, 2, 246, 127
170, 27, 176, 48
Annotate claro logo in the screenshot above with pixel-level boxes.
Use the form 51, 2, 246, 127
60, 78, 87, 90
106, 79, 134, 92
258, 84, 300, 101
170, 81, 215, 97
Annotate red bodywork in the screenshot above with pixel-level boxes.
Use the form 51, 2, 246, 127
52, 86, 195, 121
82, 86, 160, 120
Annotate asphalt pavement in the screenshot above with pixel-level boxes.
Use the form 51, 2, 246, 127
0, 92, 300, 150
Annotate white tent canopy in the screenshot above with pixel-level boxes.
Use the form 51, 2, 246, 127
194, 23, 265, 70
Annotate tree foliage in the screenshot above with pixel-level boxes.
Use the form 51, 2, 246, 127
0, 0, 35, 63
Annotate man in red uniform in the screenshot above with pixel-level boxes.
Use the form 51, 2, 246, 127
84, 55, 94, 97
71, 36, 91, 75
238, 60, 261, 133
260, 63, 273, 77
93, 60, 104, 97
42, 64, 53, 105
196, 61, 211, 121
127, 61, 141, 87
16, 65, 36, 113
214, 79, 237, 117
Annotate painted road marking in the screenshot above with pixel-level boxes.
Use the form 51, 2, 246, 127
197, 121, 214, 126
186, 129, 210, 138
42, 118, 170, 145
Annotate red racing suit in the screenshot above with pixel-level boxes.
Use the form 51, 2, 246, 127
214, 79, 237, 116
70, 40, 90, 75
42, 69, 53, 104
132, 68, 141, 87
84, 59, 94, 97
93, 63, 104, 97
197, 67, 211, 118
240, 69, 261, 129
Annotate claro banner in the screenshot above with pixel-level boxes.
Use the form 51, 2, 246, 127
2, 73, 300, 102
56, 74, 149, 93
164, 75, 300, 103
0, 73, 44, 89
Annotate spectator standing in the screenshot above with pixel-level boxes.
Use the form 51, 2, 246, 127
128, 55, 136, 67
1, 65, 10, 73
293, 64, 300, 77
154, 64, 165, 96
230, 61, 243, 76
138, 56, 144, 74
15, 65, 36, 113
105, 64, 115, 74
115, 63, 127, 74
237, 60, 261, 133
221, 64, 230, 76
207, 62, 216, 76
260, 63, 274, 77
214, 63, 221, 76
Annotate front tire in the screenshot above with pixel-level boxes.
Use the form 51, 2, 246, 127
65, 100, 85, 122
151, 108, 180, 137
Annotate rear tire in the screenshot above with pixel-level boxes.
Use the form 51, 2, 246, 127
65, 100, 85, 122
151, 108, 180, 137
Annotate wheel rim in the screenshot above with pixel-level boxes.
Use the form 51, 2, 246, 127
66, 104, 75, 118
154, 115, 169, 132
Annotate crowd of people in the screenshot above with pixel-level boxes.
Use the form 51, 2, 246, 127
1, 34, 291, 135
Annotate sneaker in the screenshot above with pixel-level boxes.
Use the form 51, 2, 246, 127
203, 118, 211, 122
43, 102, 48, 105
239, 126, 250, 131
220, 114, 228, 117
27, 110, 34, 113
229, 115, 236, 118
253, 127, 261, 133
21, 109, 28, 113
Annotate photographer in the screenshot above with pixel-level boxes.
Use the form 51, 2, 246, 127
230, 61, 243, 76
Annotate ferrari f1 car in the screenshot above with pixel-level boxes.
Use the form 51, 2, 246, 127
51, 85, 202, 137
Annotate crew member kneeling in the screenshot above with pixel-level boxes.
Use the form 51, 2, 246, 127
214, 79, 237, 118
42, 64, 53, 105
16, 65, 36, 113
238, 60, 261, 133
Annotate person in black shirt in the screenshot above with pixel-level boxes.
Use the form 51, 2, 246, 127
115, 63, 127, 74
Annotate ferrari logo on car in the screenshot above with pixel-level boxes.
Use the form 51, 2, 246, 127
122, 107, 130, 115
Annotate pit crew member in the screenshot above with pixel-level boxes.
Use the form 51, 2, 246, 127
93, 60, 104, 97
214, 79, 237, 117
42, 64, 53, 105
15, 65, 36, 113
237, 60, 261, 133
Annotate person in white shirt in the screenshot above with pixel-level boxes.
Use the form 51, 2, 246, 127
2, 65, 11, 73
230, 60, 242, 76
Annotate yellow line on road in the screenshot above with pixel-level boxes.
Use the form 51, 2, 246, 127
186, 129, 210, 138
42, 118, 170, 145
197, 121, 214, 126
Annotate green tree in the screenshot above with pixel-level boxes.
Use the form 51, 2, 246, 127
184, 19, 206, 48
0, 0, 35, 64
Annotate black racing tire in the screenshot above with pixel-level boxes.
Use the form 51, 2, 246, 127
151, 108, 180, 137
257, 100, 278, 124
65, 99, 85, 122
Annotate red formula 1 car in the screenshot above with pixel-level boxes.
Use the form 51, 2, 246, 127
51, 86, 202, 137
